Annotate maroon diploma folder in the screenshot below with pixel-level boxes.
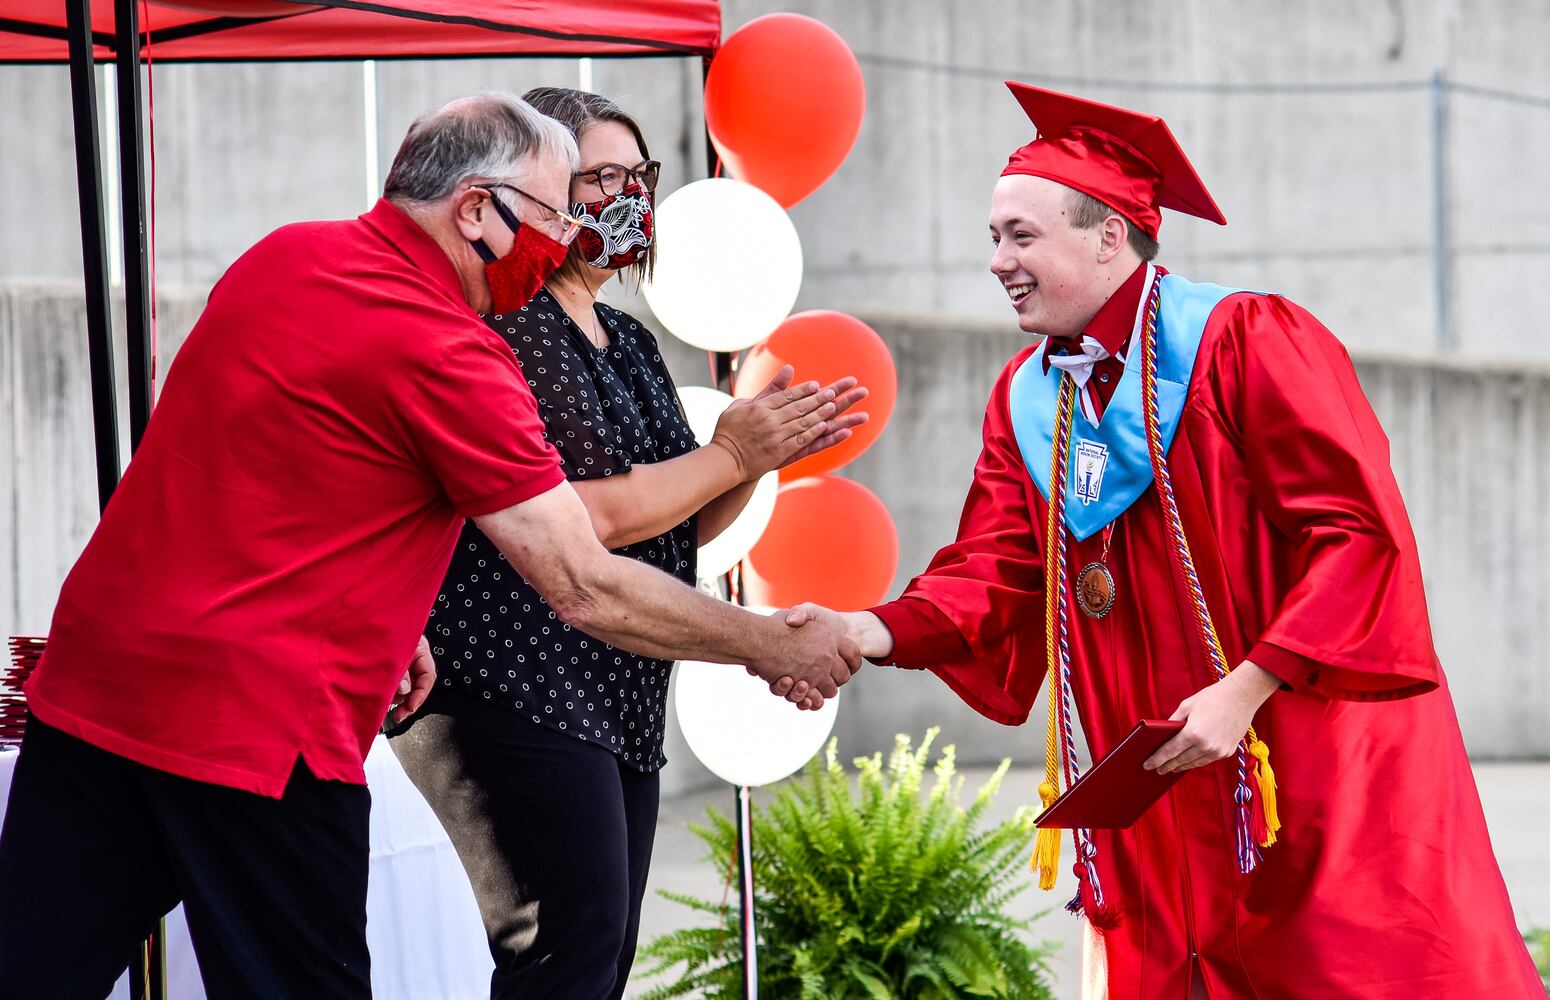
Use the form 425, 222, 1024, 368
1034, 720, 1186, 830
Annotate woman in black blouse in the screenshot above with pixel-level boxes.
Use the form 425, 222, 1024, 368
389, 89, 866, 1000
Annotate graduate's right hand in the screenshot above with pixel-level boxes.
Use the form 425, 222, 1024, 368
1144, 662, 1281, 775
784, 604, 895, 661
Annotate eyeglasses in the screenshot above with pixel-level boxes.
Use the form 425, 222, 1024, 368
573, 160, 662, 198
475, 183, 584, 246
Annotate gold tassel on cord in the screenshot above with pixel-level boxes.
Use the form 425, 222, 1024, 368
1031, 378, 1077, 890
1247, 735, 1281, 847
1032, 780, 1062, 888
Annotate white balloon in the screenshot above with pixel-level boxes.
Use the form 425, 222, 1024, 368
674, 609, 839, 787
643, 178, 802, 352
677, 386, 779, 578
699, 475, 777, 577
677, 385, 736, 441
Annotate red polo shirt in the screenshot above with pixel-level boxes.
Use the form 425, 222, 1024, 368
27, 200, 564, 797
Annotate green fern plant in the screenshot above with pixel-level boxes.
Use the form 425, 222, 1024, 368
638, 728, 1057, 999
1526, 927, 1550, 989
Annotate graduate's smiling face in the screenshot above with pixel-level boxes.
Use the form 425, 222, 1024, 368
988, 175, 1122, 340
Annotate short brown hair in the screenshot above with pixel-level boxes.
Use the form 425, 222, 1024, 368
1067, 190, 1160, 262
523, 87, 655, 287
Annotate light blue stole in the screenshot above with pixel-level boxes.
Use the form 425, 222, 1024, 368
1008, 273, 1248, 541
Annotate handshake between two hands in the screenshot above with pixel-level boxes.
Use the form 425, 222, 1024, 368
745, 604, 896, 711
389, 604, 893, 726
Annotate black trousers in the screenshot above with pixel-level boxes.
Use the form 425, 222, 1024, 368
0, 718, 372, 1000
389, 689, 660, 1000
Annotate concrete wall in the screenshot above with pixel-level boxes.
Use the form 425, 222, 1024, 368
5, 1, 1550, 351
3, 284, 1547, 778
3, 2, 1550, 783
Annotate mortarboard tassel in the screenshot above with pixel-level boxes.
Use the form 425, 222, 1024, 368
1247, 736, 1280, 848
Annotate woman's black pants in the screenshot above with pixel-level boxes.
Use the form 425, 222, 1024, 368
390, 689, 660, 1000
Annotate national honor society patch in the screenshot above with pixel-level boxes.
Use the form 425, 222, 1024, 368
1073, 440, 1109, 506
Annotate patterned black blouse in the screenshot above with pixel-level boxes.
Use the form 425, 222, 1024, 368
424, 287, 698, 771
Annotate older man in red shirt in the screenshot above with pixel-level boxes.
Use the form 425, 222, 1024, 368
0, 92, 858, 999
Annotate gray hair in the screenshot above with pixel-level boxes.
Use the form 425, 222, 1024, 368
383, 91, 579, 204
1067, 189, 1160, 262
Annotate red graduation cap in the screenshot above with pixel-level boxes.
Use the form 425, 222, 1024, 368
1001, 81, 1227, 238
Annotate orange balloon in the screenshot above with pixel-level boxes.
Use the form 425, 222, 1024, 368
704, 14, 865, 208
735, 311, 897, 483
743, 477, 899, 613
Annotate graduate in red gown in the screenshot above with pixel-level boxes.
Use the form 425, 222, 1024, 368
788, 83, 1544, 999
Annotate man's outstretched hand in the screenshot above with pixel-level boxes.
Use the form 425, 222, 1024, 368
740, 603, 897, 709
742, 611, 862, 711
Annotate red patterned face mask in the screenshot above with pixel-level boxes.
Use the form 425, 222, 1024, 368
570, 182, 654, 270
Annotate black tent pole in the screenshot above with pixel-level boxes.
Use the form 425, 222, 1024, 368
61, 3, 164, 993
64, 0, 122, 513
117, 0, 153, 450
111, 13, 167, 998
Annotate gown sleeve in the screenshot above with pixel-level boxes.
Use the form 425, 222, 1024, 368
869, 346, 1049, 725
1222, 294, 1440, 700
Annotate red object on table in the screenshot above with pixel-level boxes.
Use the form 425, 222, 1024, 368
2, 637, 46, 747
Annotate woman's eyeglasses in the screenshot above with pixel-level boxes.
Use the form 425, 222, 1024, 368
573, 161, 662, 198
475, 183, 585, 246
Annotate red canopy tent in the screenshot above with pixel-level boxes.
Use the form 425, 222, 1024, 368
2, 0, 721, 514
5, 5, 721, 996
1, 0, 721, 62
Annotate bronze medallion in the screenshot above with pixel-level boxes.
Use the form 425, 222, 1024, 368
1076, 561, 1116, 619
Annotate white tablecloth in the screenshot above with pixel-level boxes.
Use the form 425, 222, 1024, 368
0, 737, 495, 999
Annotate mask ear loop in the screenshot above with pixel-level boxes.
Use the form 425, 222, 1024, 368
470, 186, 522, 264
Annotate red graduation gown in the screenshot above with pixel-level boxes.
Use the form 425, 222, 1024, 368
877, 291, 1543, 999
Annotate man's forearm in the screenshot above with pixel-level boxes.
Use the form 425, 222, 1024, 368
565, 550, 784, 664
475, 483, 782, 666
